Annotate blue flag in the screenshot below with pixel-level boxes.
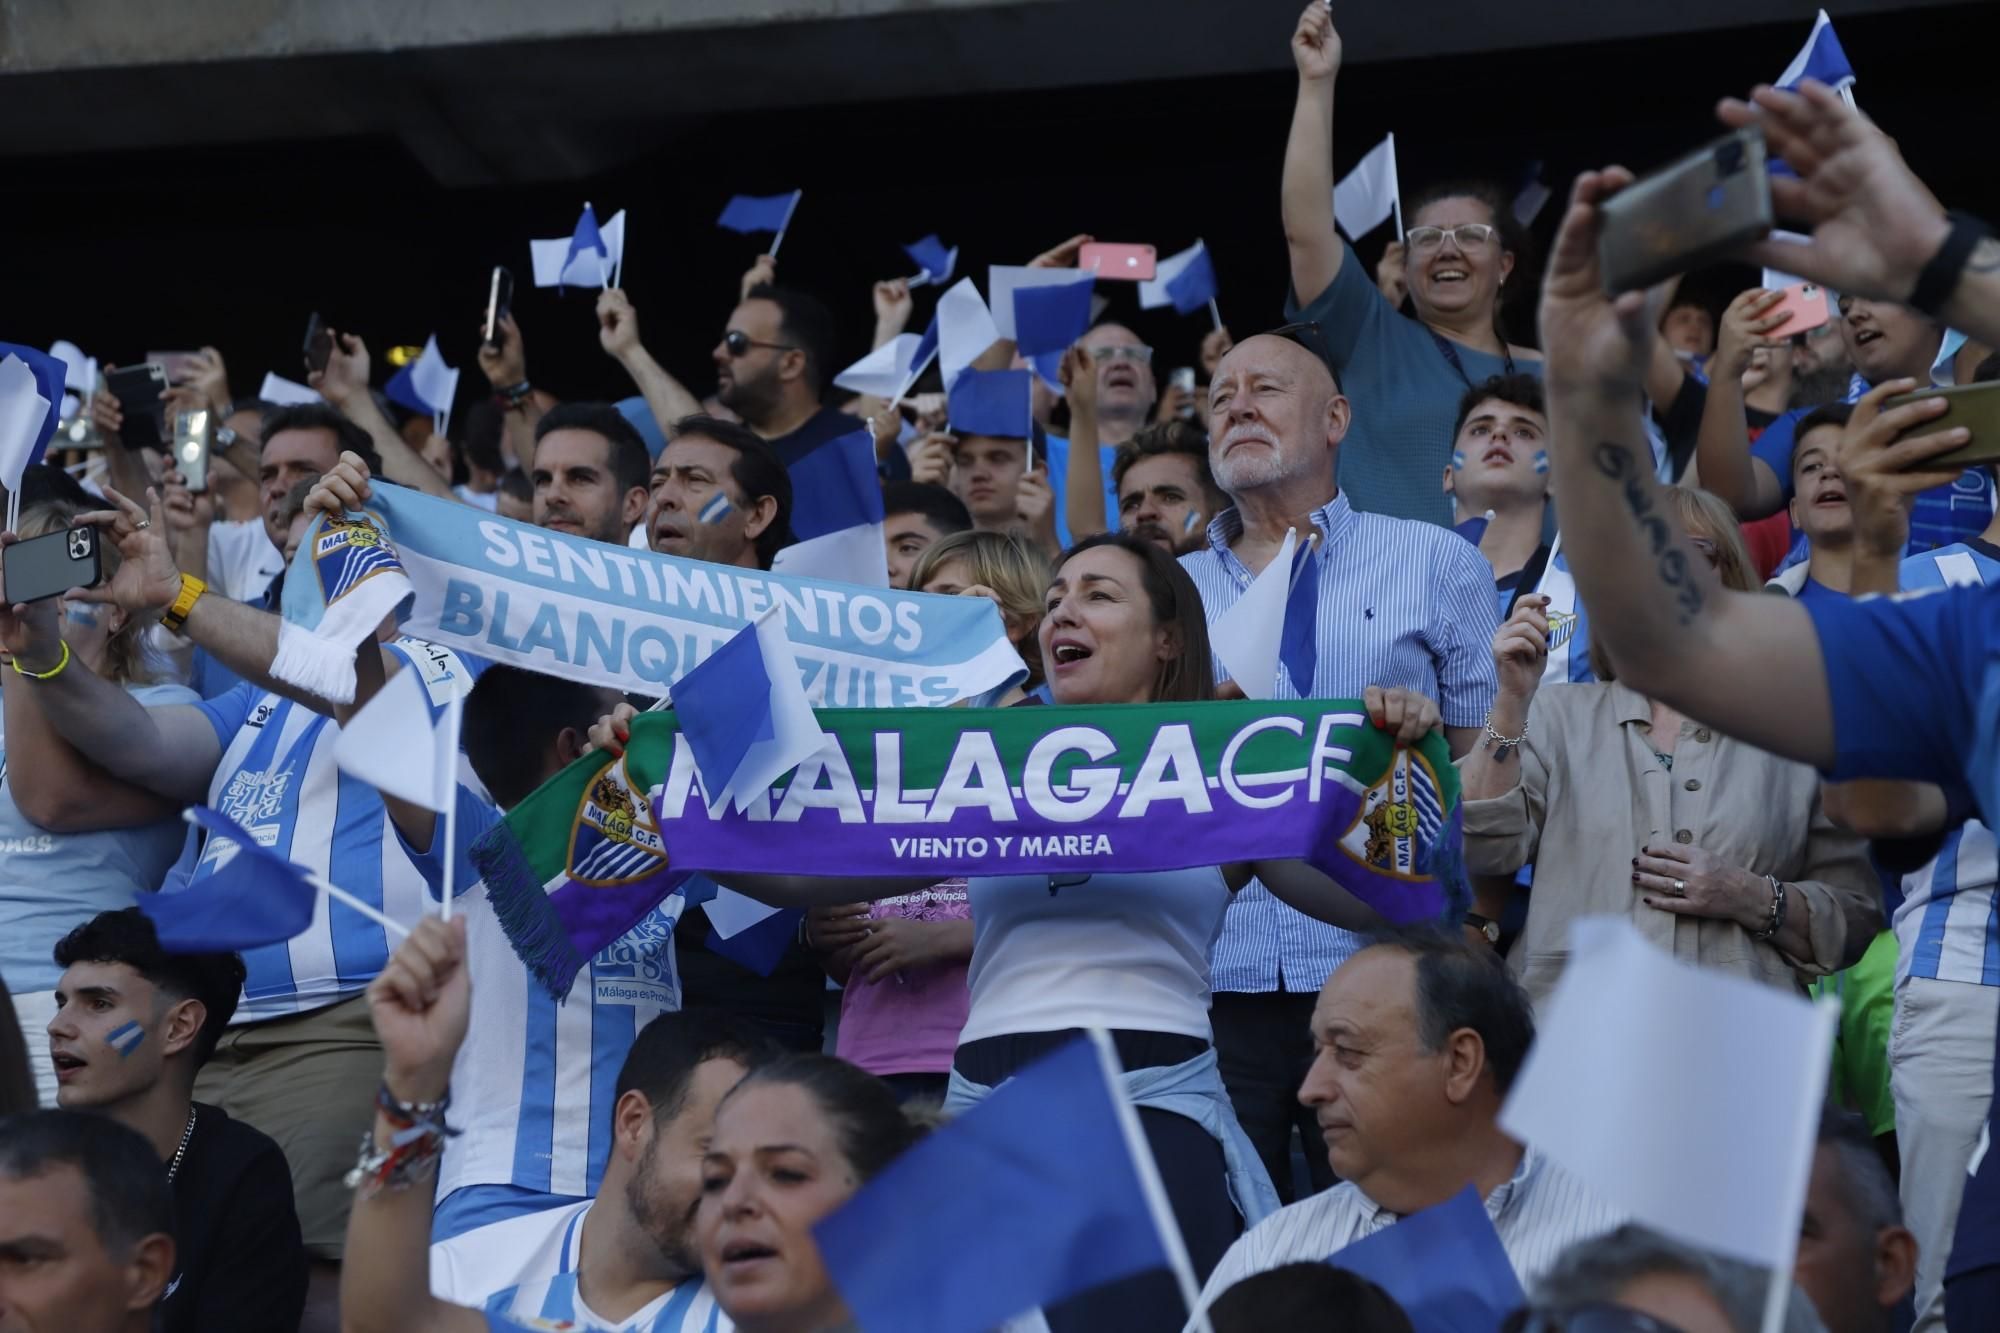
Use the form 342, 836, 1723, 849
1163, 245, 1219, 317
1776, 9, 1856, 92
718, 191, 802, 236
562, 204, 609, 291
1327, 1186, 1524, 1333
139, 808, 318, 951
1281, 537, 1320, 697
948, 369, 1032, 438
705, 905, 804, 977
0, 342, 69, 484
1012, 275, 1095, 356
904, 234, 958, 286
787, 428, 885, 544
814, 1036, 1175, 1333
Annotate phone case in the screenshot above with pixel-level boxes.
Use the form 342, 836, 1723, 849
1598, 129, 1772, 294
1080, 244, 1157, 281
1886, 383, 2000, 469
2, 526, 101, 604
1767, 283, 1832, 337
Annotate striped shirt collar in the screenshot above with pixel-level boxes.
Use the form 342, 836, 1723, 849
1201, 490, 1358, 579
1356, 1142, 1542, 1227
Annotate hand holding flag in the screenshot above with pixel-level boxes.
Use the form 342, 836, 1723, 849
383, 335, 462, 439
335, 665, 466, 920
903, 234, 959, 288
1140, 241, 1222, 327
0, 343, 68, 532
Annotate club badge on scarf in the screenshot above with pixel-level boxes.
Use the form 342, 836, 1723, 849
273, 512, 415, 703
474, 699, 1469, 996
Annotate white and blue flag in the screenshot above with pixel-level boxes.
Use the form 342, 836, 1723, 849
832, 316, 939, 401
1011, 273, 1095, 357
903, 234, 958, 288
936, 277, 1000, 390
1139, 240, 1219, 318
1776, 9, 1856, 93
674, 610, 826, 813
0, 342, 67, 529
383, 335, 463, 438
530, 205, 626, 290
769, 426, 892, 588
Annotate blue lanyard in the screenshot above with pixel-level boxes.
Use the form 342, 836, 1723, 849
1430, 329, 1515, 388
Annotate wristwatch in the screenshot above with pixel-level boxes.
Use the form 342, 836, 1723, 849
1465, 912, 1501, 946
159, 573, 207, 635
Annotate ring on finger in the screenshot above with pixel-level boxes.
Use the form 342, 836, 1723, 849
1672, 879, 1686, 896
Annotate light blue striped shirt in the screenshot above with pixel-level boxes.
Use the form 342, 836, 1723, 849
1180, 493, 1500, 991
1894, 542, 2000, 987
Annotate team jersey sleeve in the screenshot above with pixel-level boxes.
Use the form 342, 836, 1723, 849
191, 681, 259, 749
1802, 586, 1989, 786
1749, 410, 1804, 501
394, 789, 503, 902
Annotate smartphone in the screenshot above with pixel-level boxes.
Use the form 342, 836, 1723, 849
174, 408, 213, 493
146, 350, 202, 386
1766, 282, 1832, 337
1598, 128, 1772, 294
104, 363, 169, 449
3, 525, 101, 605
1079, 243, 1157, 282
303, 312, 332, 375
484, 267, 514, 348
1884, 382, 2000, 470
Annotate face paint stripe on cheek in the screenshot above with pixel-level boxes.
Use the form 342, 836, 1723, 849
1183, 510, 1202, 535
106, 1022, 144, 1058
1450, 451, 1466, 470
1533, 450, 1549, 474
699, 494, 733, 524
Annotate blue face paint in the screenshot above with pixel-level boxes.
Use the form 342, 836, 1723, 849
62, 601, 103, 629
1182, 510, 1202, 535
698, 493, 733, 525
1533, 450, 1549, 475
106, 1021, 144, 1058
1450, 450, 1466, 470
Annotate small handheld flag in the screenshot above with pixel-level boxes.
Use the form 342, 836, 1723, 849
258, 372, 321, 407
1327, 1186, 1525, 1332
936, 279, 1000, 390
1012, 274, 1096, 357
718, 190, 804, 257
1211, 528, 1298, 700
530, 205, 628, 289
1334, 132, 1402, 242
141, 808, 409, 952
334, 666, 466, 920
769, 426, 891, 588
947, 369, 1033, 439
672, 610, 826, 812
988, 265, 1095, 342
814, 1031, 1208, 1333
1776, 9, 1856, 95
0, 342, 67, 532
383, 335, 462, 439
833, 318, 938, 403
904, 234, 959, 288
1140, 241, 1221, 326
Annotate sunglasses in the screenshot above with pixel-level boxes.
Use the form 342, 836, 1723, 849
1502, 1304, 1689, 1333
723, 329, 797, 358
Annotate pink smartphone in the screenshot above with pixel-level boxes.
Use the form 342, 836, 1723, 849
1079, 243, 1157, 281
1766, 283, 1832, 337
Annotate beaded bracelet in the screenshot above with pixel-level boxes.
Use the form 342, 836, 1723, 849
1750, 875, 1788, 943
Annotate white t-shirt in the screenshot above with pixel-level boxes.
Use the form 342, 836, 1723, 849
455, 484, 499, 512
432, 1201, 726, 1332
959, 866, 1230, 1043
205, 519, 286, 603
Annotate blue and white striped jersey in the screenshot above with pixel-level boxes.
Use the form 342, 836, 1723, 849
1181, 494, 1499, 991
437, 1202, 728, 1332
1894, 541, 2000, 987
189, 638, 485, 1022
399, 800, 689, 1205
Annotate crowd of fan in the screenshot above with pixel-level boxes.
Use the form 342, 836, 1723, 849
3, 5, 1998, 1332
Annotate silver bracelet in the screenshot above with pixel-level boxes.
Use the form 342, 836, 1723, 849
1482, 710, 1529, 762
1750, 874, 1788, 943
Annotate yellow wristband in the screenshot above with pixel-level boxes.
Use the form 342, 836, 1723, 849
159, 573, 208, 635
9, 640, 71, 680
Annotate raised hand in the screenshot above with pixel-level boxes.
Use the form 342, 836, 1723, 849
1058, 345, 1098, 418
587, 701, 642, 757
1537, 168, 1652, 395
906, 431, 954, 487
1028, 234, 1093, 270
598, 288, 643, 361
873, 279, 913, 332
1363, 685, 1442, 747
1375, 241, 1409, 307
0, 534, 68, 668
1711, 289, 1790, 382
311, 330, 371, 408
1291, 0, 1342, 83
1491, 596, 1551, 704
1200, 326, 1235, 377
304, 450, 377, 520
478, 311, 527, 388
740, 254, 778, 301
69, 487, 185, 617
1834, 377, 1968, 558
1717, 81, 1949, 306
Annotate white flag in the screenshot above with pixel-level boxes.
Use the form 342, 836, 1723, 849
0, 357, 53, 495
409, 336, 461, 416
1139, 241, 1208, 312
1500, 917, 1836, 1269
834, 334, 925, 399
530, 209, 628, 289
258, 372, 322, 407
334, 667, 460, 813
1334, 133, 1401, 242
1210, 528, 1297, 700
937, 277, 1001, 390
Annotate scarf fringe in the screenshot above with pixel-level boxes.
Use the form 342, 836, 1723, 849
470, 822, 587, 998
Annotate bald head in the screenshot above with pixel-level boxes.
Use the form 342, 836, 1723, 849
1206, 334, 1349, 501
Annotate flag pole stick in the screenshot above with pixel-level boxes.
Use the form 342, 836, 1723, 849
1087, 1028, 1213, 1333
439, 694, 461, 923
312, 872, 411, 939
770, 191, 803, 260
1208, 298, 1223, 334
1388, 133, 1405, 242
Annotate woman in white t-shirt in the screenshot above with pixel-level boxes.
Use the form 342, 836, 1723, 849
681, 533, 1420, 1331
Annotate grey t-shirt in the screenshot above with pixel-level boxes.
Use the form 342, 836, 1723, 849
1285, 241, 1542, 527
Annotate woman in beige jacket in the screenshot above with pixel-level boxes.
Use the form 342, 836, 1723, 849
1457, 487, 1880, 1011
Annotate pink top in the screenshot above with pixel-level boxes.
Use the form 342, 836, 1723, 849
834, 880, 971, 1076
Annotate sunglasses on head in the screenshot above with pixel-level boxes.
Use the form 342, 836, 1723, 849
723, 329, 797, 358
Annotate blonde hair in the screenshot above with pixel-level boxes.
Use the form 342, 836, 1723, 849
16, 502, 153, 686
1586, 486, 1756, 683
909, 530, 1052, 686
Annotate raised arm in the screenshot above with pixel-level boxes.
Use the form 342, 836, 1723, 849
2, 655, 184, 833
0, 574, 220, 802
1689, 289, 1791, 515
343, 918, 486, 1333
1059, 345, 1110, 540
1282, 2, 1346, 307
598, 287, 703, 440
478, 312, 548, 474
312, 331, 454, 501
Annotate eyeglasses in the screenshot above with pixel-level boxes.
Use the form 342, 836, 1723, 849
1405, 223, 1500, 253
1502, 1303, 1689, 1333
723, 330, 797, 358
1087, 344, 1154, 365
